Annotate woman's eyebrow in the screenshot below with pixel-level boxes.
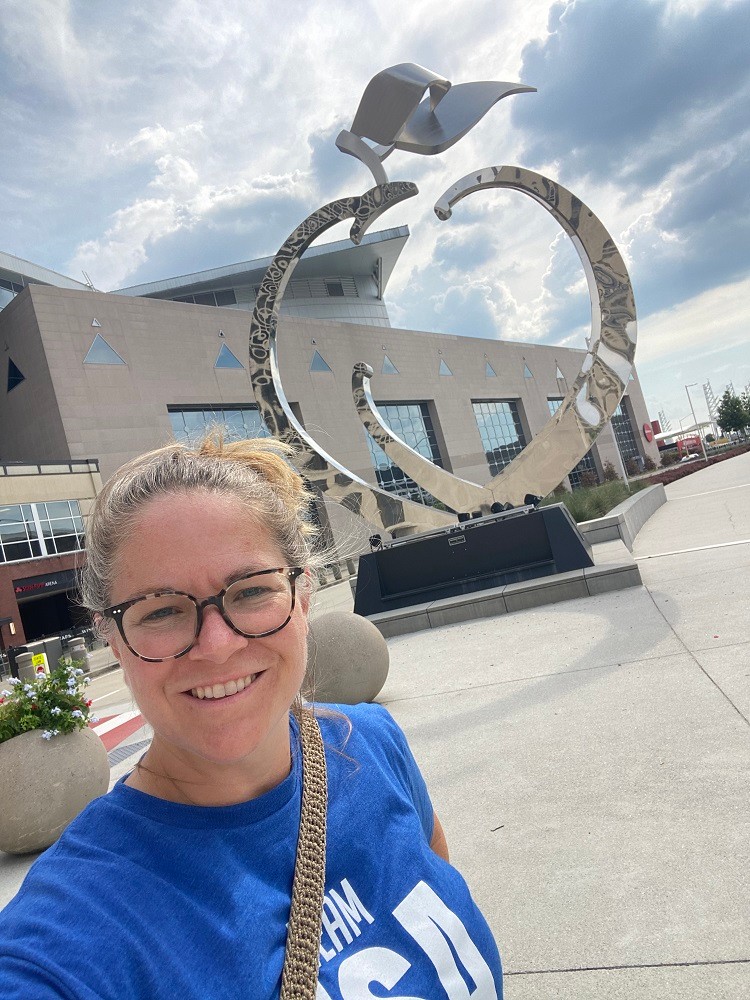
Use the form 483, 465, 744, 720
224, 565, 277, 587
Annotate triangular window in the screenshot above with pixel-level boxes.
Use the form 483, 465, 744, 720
7, 358, 24, 392
555, 366, 565, 380
83, 334, 126, 365
381, 354, 399, 375
629, 373, 635, 382
310, 351, 333, 373
485, 361, 497, 378
523, 364, 534, 378
439, 359, 453, 376
214, 344, 244, 369
91, 318, 102, 328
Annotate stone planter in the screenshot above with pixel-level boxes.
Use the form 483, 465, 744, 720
0, 728, 109, 855
304, 610, 389, 704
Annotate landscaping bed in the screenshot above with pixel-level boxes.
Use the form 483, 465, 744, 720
644, 441, 750, 487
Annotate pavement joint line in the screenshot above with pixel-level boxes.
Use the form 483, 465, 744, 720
91, 686, 128, 704
505, 957, 750, 977
642, 586, 750, 729
383, 649, 699, 706
666, 483, 750, 501
635, 538, 750, 560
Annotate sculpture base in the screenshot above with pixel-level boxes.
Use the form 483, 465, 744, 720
353, 503, 593, 617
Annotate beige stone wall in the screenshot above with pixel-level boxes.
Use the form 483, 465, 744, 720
3, 284, 661, 491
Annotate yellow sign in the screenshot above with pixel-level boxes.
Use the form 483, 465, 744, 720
31, 652, 49, 674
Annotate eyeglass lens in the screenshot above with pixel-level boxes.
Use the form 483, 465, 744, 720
120, 573, 294, 659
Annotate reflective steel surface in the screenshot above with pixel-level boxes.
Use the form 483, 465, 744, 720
434, 165, 637, 506
247, 182, 456, 537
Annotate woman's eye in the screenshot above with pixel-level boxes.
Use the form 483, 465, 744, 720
232, 586, 266, 602
139, 605, 183, 624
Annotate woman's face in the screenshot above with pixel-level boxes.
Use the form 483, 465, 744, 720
105, 490, 310, 776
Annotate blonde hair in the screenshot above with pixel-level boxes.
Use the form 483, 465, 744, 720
79, 435, 320, 622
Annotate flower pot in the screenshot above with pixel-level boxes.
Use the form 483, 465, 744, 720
0, 728, 109, 855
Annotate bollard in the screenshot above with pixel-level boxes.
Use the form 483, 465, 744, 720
68, 640, 91, 674
15, 652, 36, 684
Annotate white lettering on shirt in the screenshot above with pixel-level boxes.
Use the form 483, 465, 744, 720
393, 881, 498, 1000
320, 878, 376, 962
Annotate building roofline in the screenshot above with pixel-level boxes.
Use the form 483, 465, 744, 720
113, 226, 410, 298
0, 251, 90, 290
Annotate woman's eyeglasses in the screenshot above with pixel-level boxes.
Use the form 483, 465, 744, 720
102, 567, 304, 662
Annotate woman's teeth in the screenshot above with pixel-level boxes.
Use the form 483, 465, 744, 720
190, 674, 257, 699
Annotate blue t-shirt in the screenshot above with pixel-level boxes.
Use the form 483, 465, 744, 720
0, 704, 502, 999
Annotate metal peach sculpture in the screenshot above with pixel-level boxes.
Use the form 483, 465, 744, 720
247, 63, 636, 531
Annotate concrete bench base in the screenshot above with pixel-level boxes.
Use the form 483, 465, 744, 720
370, 542, 641, 638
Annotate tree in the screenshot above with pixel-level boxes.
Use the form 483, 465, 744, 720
742, 389, 750, 429
717, 389, 748, 435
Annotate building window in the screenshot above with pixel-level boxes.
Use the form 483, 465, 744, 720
172, 288, 237, 307
214, 344, 245, 369
0, 500, 84, 564
310, 351, 333, 373
7, 358, 25, 392
365, 402, 443, 506
611, 400, 639, 463
168, 406, 268, 445
548, 398, 599, 488
473, 400, 527, 476
325, 280, 345, 297
83, 334, 126, 365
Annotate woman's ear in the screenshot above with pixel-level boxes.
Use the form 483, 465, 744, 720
297, 567, 313, 615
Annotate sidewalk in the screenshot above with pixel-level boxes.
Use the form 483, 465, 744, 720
380, 452, 749, 998
1, 455, 748, 997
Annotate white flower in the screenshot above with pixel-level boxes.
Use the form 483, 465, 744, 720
1, 690, 11, 698
71, 710, 83, 718
74, 669, 84, 677
51, 729, 60, 736
42, 731, 53, 740
8, 677, 21, 686
84, 677, 92, 686
90, 716, 100, 724
51, 706, 63, 716
23, 684, 34, 695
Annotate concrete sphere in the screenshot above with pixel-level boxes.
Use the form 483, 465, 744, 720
304, 611, 389, 705
0, 728, 109, 855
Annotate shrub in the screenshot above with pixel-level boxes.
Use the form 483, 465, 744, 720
602, 460, 620, 482
0, 659, 95, 745
660, 450, 678, 467
625, 457, 640, 477
579, 470, 599, 488
643, 455, 657, 472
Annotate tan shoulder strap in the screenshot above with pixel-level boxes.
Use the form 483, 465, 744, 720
280, 708, 328, 999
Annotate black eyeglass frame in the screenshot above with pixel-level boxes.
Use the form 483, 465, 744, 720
101, 566, 305, 663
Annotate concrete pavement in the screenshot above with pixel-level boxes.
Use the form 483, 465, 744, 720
381, 451, 749, 998
1, 453, 748, 997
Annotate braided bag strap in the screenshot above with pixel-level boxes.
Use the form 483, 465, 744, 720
280, 708, 328, 1000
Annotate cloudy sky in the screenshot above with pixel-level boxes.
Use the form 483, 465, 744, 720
2, 0, 749, 429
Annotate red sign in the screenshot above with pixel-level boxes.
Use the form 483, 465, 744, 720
643, 423, 654, 442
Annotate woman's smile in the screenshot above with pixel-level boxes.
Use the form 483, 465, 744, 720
186, 670, 261, 700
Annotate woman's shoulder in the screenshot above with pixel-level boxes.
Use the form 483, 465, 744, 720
315, 701, 404, 750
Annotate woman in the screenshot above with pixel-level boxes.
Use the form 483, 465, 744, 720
0, 437, 503, 999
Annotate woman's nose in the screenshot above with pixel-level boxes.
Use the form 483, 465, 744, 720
187, 605, 247, 662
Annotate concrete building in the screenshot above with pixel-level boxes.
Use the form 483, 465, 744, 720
0, 228, 659, 643
0, 461, 102, 648
1, 251, 90, 313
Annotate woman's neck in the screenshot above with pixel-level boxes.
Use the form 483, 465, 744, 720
125, 717, 294, 806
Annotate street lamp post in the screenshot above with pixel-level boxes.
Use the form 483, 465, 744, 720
685, 383, 709, 463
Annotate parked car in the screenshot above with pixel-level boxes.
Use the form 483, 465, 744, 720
680, 453, 700, 463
